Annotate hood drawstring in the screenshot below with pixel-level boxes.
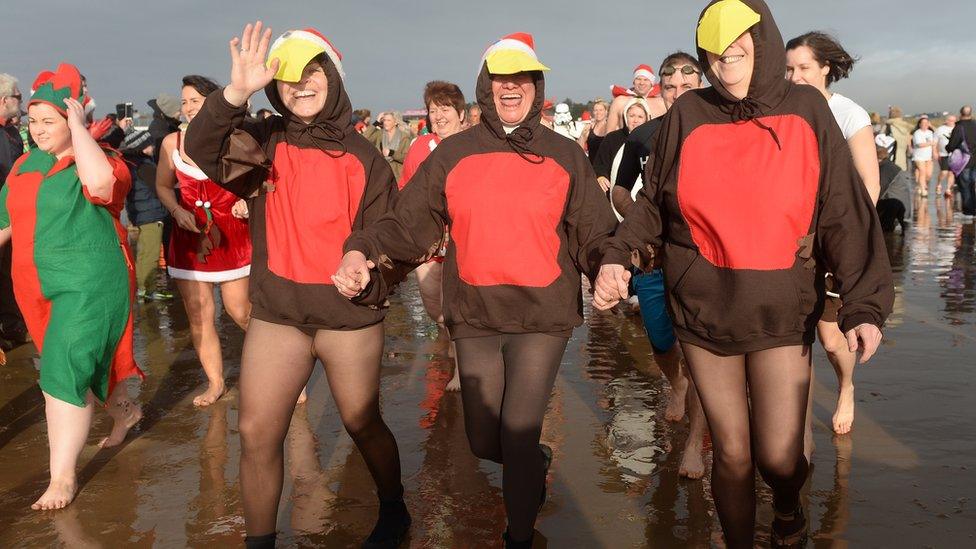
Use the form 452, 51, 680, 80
505, 125, 545, 164
297, 121, 348, 158
724, 97, 782, 151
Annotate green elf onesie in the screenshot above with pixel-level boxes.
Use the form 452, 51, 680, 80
0, 63, 143, 406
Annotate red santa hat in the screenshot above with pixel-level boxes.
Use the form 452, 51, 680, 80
633, 64, 658, 84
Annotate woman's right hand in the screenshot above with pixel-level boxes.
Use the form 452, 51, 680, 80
172, 207, 201, 233
592, 264, 631, 310
224, 21, 280, 107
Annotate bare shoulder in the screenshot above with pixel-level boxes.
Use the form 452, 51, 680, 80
160, 132, 178, 151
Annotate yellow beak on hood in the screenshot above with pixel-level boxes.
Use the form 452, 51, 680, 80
267, 36, 327, 83
485, 50, 550, 75
697, 0, 761, 55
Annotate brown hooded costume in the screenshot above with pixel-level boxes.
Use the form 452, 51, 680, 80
184, 52, 399, 331
601, 0, 894, 355
343, 64, 618, 339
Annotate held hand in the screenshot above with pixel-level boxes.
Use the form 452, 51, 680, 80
226, 21, 279, 106
597, 176, 612, 193
63, 98, 87, 132
231, 199, 249, 219
845, 323, 882, 363
592, 264, 631, 310
332, 251, 376, 299
173, 208, 201, 234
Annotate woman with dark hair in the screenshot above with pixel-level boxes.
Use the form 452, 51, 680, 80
401, 80, 466, 391
185, 23, 409, 547
595, 1, 893, 545
336, 32, 616, 548
786, 31, 881, 437
911, 115, 937, 196
155, 74, 253, 407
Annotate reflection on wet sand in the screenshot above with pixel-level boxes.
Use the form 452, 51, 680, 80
2, 201, 975, 546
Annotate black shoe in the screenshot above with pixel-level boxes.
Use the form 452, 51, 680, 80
244, 532, 277, 549
503, 529, 534, 549
362, 496, 411, 548
539, 443, 553, 511
770, 504, 807, 547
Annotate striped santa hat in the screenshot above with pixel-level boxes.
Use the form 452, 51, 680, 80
480, 32, 550, 75
633, 64, 658, 84
267, 28, 344, 82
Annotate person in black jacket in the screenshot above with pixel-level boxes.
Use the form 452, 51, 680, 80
946, 105, 976, 218
122, 130, 172, 300
0, 73, 28, 347
147, 93, 181, 163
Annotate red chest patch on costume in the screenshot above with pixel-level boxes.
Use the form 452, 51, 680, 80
265, 143, 366, 284
445, 153, 569, 287
677, 115, 820, 270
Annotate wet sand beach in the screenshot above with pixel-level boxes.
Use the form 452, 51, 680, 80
0, 197, 974, 547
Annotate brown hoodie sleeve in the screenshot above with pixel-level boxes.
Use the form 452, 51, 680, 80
344, 157, 447, 279
817, 140, 894, 332
565, 153, 619, 282
184, 89, 273, 198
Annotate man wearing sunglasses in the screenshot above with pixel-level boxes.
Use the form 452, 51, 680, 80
0, 72, 29, 351
609, 51, 709, 480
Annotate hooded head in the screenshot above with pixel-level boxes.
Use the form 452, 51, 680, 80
696, 0, 789, 118
475, 32, 548, 142
262, 28, 354, 145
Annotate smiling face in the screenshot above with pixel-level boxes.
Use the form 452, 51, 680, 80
785, 45, 829, 93
491, 72, 536, 126
28, 103, 72, 157
592, 102, 608, 122
633, 75, 654, 97
381, 113, 397, 131
918, 118, 931, 131
706, 31, 755, 100
625, 103, 648, 131
660, 69, 702, 109
428, 102, 463, 139
180, 86, 206, 123
276, 60, 329, 124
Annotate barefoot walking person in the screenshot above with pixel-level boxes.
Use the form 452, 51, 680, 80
0, 63, 144, 510
787, 31, 880, 436
155, 75, 253, 407
593, 1, 894, 546
184, 23, 409, 547
335, 33, 617, 548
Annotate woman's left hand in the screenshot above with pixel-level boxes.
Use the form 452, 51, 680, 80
64, 98, 87, 132
232, 199, 249, 219
846, 323, 882, 363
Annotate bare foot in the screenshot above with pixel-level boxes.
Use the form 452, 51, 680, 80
296, 387, 308, 405
678, 442, 705, 479
99, 399, 143, 448
445, 366, 461, 392
193, 381, 227, 407
832, 384, 855, 435
31, 478, 77, 510
664, 373, 689, 422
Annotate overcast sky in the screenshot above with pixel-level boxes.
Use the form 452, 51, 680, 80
3, 0, 975, 118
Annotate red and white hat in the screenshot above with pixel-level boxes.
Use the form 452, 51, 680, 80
480, 32, 550, 75
267, 28, 344, 82
633, 64, 658, 84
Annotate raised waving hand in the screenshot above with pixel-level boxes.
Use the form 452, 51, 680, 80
224, 21, 280, 107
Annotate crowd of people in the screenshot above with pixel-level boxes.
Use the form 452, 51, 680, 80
1, 0, 974, 547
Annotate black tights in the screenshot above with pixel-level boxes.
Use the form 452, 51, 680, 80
238, 319, 402, 536
455, 332, 568, 542
681, 343, 811, 549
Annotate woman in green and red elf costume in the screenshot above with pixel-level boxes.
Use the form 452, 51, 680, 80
0, 63, 144, 511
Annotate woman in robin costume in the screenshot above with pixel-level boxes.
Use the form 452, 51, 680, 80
0, 63, 144, 510
593, 1, 893, 546
184, 23, 409, 548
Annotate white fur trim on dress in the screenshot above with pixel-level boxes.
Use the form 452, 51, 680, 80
168, 264, 251, 283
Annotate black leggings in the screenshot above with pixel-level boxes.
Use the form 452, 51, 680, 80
237, 319, 402, 537
455, 332, 568, 542
681, 343, 811, 549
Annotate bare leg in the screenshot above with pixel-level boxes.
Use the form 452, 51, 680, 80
678, 374, 707, 480
681, 343, 753, 548
415, 261, 445, 324
175, 279, 226, 406
218, 276, 251, 330
237, 319, 315, 537
32, 392, 94, 510
817, 320, 857, 434
98, 382, 143, 449
655, 346, 688, 422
